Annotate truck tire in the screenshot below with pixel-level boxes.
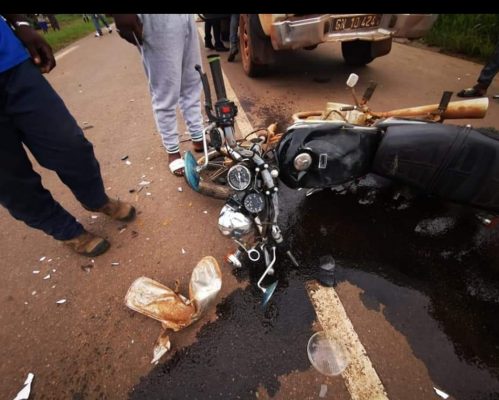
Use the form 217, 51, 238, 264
341, 40, 374, 66
240, 14, 272, 77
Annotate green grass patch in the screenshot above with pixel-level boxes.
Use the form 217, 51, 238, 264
423, 14, 498, 62
36, 14, 113, 53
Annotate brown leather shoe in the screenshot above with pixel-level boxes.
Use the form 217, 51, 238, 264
62, 230, 110, 257
91, 198, 136, 221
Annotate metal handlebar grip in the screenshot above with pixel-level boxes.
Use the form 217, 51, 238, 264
207, 55, 227, 100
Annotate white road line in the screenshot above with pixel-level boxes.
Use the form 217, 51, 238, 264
308, 282, 389, 400
197, 20, 389, 400
196, 24, 253, 139
55, 45, 79, 61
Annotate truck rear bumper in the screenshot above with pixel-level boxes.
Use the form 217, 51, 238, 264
269, 14, 437, 50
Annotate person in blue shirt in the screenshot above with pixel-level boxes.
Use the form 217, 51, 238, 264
0, 15, 136, 257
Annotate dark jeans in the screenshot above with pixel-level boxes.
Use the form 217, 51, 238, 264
204, 19, 223, 46
0, 60, 108, 240
478, 42, 499, 89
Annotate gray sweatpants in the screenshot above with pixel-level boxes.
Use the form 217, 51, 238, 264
138, 14, 204, 154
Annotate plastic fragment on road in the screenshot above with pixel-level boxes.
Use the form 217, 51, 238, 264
56, 299, 66, 304
39, 257, 46, 262
434, 387, 449, 399
319, 384, 328, 398
111, 262, 120, 266
13, 372, 34, 400
151, 331, 171, 364
307, 331, 348, 376
125, 256, 222, 361
32, 270, 40, 274
178, 187, 183, 192
181, 248, 186, 254
125, 160, 132, 166
43, 274, 51, 280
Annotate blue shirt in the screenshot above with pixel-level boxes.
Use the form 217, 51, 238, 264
0, 17, 30, 73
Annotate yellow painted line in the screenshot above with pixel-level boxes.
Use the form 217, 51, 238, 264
55, 45, 79, 61
308, 282, 389, 400
197, 20, 389, 400
196, 24, 253, 139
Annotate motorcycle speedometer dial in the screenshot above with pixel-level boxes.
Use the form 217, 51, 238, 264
244, 192, 265, 214
227, 165, 252, 191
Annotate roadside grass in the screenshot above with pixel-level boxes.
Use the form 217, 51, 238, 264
423, 14, 498, 62
40, 14, 113, 53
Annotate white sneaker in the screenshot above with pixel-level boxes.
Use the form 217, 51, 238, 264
108, 28, 112, 33
95, 32, 101, 37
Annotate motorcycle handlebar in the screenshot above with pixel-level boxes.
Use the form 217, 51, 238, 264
207, 55, 227, 100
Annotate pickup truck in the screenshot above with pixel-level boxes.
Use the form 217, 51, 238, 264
239, 14, 438, 76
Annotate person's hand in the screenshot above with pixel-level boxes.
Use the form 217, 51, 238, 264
113, 14, 143, 46
15, 25, 55, 73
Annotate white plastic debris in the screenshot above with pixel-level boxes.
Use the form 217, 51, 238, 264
203, 210, 208, 214
146, 192, 152, 196
13, 372, 34, 400
39, 256, 46, 262
31, 291, 37, 296
52, 269, 56, 273
91, 215, 98, 219
43, 274, 51, 280
125, 160, 132, 166
177, 187, 183, 192
32, 270, 40, 274
434, 387, 449, 399
47, 258, 52, 262
181, 248, 186, 254
56, 299, 66, 304
111, 262, 120, 266
319, 384, 328, 398
151, 331, 171, 364
139, 180, 151, 186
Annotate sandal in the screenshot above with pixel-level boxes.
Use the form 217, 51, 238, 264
457, 86, 486, 98
169, 157, 185, 177
193, 140, 205, 153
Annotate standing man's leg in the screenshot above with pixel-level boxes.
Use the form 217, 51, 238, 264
477, 42, 499, 92
1, 60, 135, 255
228, 14, 240, 62
204, 19, 214, 49
97, 14, 112, 33
139, 14, 185, 175
90, 14, 103, 36
179, 14, 204, 151
213, 19, 228, 52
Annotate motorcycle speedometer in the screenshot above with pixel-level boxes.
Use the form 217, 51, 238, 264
244, 192, 265, 214
227, 165, 252, 191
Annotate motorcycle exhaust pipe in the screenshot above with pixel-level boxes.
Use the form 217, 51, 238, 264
373, 97, 489, 120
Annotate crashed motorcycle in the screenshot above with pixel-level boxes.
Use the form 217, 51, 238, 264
184, 55, 495, 305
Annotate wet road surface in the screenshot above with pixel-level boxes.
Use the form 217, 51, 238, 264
130, 175, 499, 399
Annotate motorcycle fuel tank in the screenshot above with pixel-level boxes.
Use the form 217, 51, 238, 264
277, 123, 381, 189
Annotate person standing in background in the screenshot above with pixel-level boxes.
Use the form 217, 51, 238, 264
46, 14, 60, 31
91, 14, 112, 37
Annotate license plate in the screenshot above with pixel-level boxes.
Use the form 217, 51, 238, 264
330, 14, 382, 32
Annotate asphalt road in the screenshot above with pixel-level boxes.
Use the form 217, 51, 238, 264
2, 21, 499, 400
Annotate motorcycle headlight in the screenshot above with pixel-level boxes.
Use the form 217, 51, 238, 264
218, 204, 253, 238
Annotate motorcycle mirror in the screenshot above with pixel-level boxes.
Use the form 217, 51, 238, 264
346, 73, 359, 88
261, 281, 278, 309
